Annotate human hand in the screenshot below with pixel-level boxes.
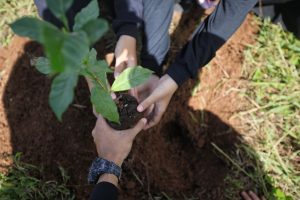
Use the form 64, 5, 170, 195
114, 35, 137, 97
241, 191, 266, 200
135, 74, 159, 114
92, 116, 147, 167
114, 35, 137, 77
137, 74, 178, 130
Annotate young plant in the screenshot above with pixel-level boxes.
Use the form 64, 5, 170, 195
10, 0, 152, 124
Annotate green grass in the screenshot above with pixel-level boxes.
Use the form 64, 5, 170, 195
0, 153, 75, 200
219, 17, 300, 200
243, 17, 300, 199
0, 0, 37, 47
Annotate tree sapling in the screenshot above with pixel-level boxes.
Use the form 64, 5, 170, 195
10, 0, 153, 129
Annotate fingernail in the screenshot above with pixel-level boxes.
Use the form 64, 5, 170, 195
141, 118, 147, 124
137, 105, 143, 112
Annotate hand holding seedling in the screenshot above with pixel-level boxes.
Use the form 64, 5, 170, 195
114, 35, 138, 98
137, 74, 178, 130
114, 35, 137, 77
92, 116, 147, 167
135, 74, 160, 114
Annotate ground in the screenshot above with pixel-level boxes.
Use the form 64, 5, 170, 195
0, 6, 263, 199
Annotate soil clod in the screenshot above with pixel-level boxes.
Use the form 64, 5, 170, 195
107, 93, 144, 130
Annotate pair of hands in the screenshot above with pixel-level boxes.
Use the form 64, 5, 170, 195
115, 35, 178, 130
90, 35, 177, 185
87, 34, 177, 183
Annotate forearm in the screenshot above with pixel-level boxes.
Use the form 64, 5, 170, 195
166, 0, 257, 86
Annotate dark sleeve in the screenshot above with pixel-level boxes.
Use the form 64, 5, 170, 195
166, 0, 258, 86
113, 0, 143, 40
90, 182, 119, 200
260, 0, 296, 5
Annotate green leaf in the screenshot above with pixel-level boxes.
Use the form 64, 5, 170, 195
73, 0, 99, 31
86, 48, 98, 65
93, 60, 112, 74
10, 17, 50, 43
272, 188, 293, 200
46, 0, 73, 27
61, 31, 89, 70
82, 49, 112, 91
42, 26, 89, 72
91, 87, 119, 123
34, 57, 52, 75
42, 24, 65, 72
86, 49, 112, 74
111, 66, 153, 92
80, 19, 108, 45
91, 60, 112, 91
49, 72, 79, 120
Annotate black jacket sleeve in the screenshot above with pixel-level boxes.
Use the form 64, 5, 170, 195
90, 182, 118, 200
166, 0, 258, 86
113, 0, 143, 39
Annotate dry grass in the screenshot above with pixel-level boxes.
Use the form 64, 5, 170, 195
220, 17, 300, 200
0, 0, 37, 47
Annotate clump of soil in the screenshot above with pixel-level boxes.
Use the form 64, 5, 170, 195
107, 93, 143, 130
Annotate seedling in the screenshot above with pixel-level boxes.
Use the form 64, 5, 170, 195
10, 0, 152, 127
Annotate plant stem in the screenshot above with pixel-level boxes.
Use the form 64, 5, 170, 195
62, 15, 69, 32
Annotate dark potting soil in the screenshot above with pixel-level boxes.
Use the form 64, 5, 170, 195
107, 93, 144, 130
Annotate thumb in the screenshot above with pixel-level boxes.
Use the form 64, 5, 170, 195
114, 61, 126, 78
95, 115, 109, 130
125, 118, 147, 139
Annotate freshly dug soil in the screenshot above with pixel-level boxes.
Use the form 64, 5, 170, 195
0, 9, 259, 200
107, 93, 143, 130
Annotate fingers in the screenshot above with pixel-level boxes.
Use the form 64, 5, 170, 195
144, 104, 155, 117
93, 107, 98, 117
137, 74, 178, 113
95, 115, 110, 131
124, 118, 147, 139
92, 116, 107, 139
248, 191, 262, 200
111, 92, 116, 100
137, 90, 161, 112
144, 106, 164, 130
241, 191, 263, 200
114, 60, 126, 78
129, 88, 138, 100
241, 191, 252, 200
92, 128, 96, 138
